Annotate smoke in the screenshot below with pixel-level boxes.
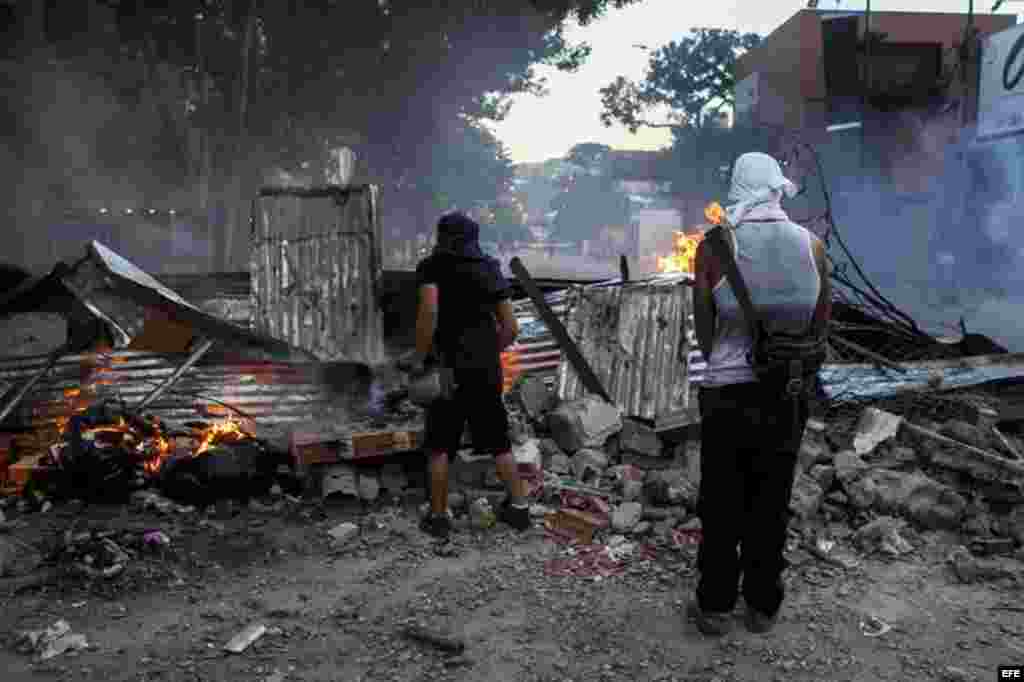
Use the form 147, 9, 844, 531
792, 101, 1024, 349
6, 53, 210, 274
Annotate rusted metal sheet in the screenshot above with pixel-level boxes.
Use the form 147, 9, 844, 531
557, 273, 697, 425
250, 186, 384, 364
0, 351, 334, 432
60, 241, 297, 357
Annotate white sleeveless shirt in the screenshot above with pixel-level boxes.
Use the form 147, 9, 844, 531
703, 220, 821, 387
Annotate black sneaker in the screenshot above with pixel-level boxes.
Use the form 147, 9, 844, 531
498, 499, 531, 531
745, 607, 779, 634
420, 512, 452, 539
686, 600, 733, 636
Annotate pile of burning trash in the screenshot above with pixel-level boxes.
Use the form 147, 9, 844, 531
28, 399, 288, 508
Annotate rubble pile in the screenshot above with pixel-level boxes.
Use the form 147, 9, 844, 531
437, 375, 1024, 582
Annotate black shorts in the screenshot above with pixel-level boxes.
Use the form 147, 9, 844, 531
422, 366, 510, 456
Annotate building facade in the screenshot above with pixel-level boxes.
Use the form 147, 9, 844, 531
734, 9, 1015, 132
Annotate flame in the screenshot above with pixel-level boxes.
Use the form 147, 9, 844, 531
656, 231, 704, 273
705, 201, 726, 226
500, 350, 522, 394
195, 419, 251, 455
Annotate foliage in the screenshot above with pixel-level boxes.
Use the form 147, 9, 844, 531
599, 28, 761, 133
565, 142, 612, 171
425, 120, 515, 215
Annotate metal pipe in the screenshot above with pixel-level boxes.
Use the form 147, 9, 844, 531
0, 345, 69, 425
131, 338, 215, 415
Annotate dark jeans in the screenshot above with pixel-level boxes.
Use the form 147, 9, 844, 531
696, 381, 808, 616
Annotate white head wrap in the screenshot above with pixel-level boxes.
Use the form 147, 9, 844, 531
725, 152, 798, 226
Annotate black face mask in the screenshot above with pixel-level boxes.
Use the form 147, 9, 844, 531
433, 212, 487, 260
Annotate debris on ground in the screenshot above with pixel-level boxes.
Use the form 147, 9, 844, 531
859, 614, 892, 637
327, 522, 359, 544
16, 620, 89, 661
224, 623, 267, 653
401, 624, 466, 655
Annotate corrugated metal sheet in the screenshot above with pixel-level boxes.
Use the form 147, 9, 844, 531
251, 186, 384, 364
557, 273, 697, 424
0, 351, 333, 432
508, 291, 569, 386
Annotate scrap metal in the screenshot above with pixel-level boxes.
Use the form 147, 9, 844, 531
510, 257, 612, 403
250, 185, 384, 364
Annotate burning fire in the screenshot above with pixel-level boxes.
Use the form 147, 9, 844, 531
654, 202, 726, 274
194, 419, 251, 455
656, 231, 704, 274
501, 350, 522, 394
704, 201, 726, 226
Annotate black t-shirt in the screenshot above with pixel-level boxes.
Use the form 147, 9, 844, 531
415, 253, 512, 370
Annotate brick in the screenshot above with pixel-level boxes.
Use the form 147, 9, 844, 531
349, 429, 423, 460
546, 508, 607, 544
290, 430, 341, 466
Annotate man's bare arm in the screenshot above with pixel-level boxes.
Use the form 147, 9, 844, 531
414, 284, 439, 360
495, 299, 519, 351
693, 240, 716, 361
810, 238, 832, 337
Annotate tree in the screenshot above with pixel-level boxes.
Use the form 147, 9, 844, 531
598, 28, 761, 199
599, 28, 761, 133
566, 142, 612, 171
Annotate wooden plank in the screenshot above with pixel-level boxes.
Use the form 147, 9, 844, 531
509, 257, 611, 403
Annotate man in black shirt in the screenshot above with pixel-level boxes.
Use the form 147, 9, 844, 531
402, 212, 530, 538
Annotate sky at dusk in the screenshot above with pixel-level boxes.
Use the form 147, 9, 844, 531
487, 0, 1020, 163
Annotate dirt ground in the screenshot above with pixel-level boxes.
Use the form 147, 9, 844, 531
0, 498, 1021, 682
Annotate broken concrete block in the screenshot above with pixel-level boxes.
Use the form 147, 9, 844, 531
833, 451, 868, 486
322, 463, 358, 498
797, 440, 831, 473
842, 467, 966, 530
808, 464, 836, 492
546, 395, 622, 453
903, 475, 966, 530
852, 408, 904, 456
631, 520, 653, 536
517, 376, 554, 420
328, 522, 359, 543
621, 479, 644, 502
570, 448, 608, 484
789, 474, 825, 520
357, 471, 381, 502
611, 502, 643, 533
546, 452, 571, 475
619, 419, 662, 458
854, 516, 913, 557
644, 470, 698, 509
